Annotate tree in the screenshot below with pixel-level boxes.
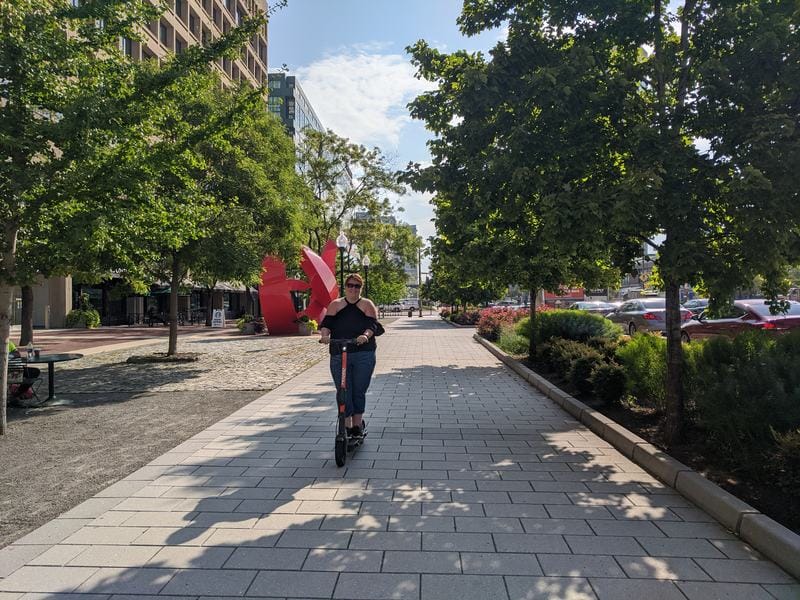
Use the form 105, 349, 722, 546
346, 215, 421, 305
425, 248, 505, 311
409, 0, 800, 444
406, 33, 631, 356
0, 0, 271, 432
296, 129, 404, 254
128, 72, 303, 356
0, 0, 163, 434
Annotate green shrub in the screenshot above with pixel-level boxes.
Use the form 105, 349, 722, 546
585, 336, 623, 360
773, 427, 800, 464
686, 331, 800, 455
516, 310, 621, 344
65, 293, 100, 328
497, 324, 530, 356
615, 333, 666, 409
65, 309, 100, 329
450, 310, 480, 326
590, 362, 627, 404
546, 339, 600, 377
569, 353, 603, 395
477, 307, 530, 341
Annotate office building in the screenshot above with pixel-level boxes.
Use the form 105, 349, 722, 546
267, 73, 324, 142
119, 0, 269, 86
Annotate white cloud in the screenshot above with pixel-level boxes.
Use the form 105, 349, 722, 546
497, 24, 509, 42
295, 46, 435, 148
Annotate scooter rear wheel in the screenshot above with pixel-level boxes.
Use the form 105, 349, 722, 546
334, 437, 347, 467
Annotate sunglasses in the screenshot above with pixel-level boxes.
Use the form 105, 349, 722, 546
346, 283, 362, 289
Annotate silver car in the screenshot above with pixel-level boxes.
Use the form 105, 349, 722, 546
606, 297, 692, 335
567, 301, 616, 314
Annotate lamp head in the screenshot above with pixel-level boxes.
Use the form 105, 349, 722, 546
361, 255, 371, 267
336, 232, 348, 249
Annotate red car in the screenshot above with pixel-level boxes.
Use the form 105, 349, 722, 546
680, 299, 800, 342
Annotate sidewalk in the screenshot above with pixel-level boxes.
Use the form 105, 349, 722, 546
0, 317, 796, 599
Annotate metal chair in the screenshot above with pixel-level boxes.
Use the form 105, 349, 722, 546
8, 366, 44, 407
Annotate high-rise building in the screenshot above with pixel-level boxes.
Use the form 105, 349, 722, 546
267, 73, 324, 142
120, 0, 269, 86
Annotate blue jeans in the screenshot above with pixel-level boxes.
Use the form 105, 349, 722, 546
330, 350, 376, 417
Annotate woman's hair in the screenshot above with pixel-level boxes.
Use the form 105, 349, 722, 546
345, 273, 364, 287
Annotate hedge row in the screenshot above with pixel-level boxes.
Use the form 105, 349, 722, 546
494, 309, 800, 473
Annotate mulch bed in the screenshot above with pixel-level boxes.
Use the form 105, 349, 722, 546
521, 357, 800, 536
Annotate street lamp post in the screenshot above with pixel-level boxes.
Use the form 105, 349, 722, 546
418, 246, 423, 317
361, 254, 371, 298
336, 231, 348, 297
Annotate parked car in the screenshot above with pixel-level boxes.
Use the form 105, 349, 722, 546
567, 301, 616, 314
606, 297, 692, 335
379, 303, 403, 312
680, 298, 800, 342
682, 298, 709, 312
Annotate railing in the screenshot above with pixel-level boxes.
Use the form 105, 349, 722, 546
100, 309, 208, 327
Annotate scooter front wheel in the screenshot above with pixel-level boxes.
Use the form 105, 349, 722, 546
334, 436, 347, 467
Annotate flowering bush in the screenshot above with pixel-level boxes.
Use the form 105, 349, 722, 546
440, 309, 451, 319
449, 310, 480, 326
477, 307, 530, 341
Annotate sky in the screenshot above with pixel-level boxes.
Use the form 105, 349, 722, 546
267, 0, 508, 246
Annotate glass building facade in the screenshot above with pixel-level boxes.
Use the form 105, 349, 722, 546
267, 73, 324, 142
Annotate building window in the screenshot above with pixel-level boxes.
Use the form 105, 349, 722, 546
120, 37, 133, 57
175, 0, 184, 18
189, 14, 198, 35
175, 37, 184, 53
159, 22, 169, 46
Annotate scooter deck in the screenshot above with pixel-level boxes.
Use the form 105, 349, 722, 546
347, 431, 367, 451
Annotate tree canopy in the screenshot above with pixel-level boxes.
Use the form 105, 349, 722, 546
407, 0, 800, 443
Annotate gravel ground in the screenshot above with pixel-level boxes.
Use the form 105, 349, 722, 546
0, 334, 329, 548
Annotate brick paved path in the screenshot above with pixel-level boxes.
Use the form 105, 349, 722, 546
58, 335, 328, 392
0, 317, 797, 599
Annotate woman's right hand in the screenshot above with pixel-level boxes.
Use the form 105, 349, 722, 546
319, 335, 330, 344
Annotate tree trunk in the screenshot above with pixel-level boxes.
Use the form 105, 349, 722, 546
19, 285, 34, 347
205, 287, 215, 326
167, 253, 181, 356
527, 286, 539, 360
1, 225, 19, 435
664, 279, 684, 445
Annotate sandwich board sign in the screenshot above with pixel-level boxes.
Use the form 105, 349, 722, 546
211, 309, 225, 328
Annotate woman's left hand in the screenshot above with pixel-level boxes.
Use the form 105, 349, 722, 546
356, 334, 369, 345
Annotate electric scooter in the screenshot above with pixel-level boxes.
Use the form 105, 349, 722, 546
330, 338, 367, 467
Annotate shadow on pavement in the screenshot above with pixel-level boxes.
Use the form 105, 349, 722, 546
2, 357, 766, 599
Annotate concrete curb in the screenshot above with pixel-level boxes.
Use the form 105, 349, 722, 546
473, 332, 800, 581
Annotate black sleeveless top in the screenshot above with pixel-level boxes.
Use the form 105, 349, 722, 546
321, 299, 378, 354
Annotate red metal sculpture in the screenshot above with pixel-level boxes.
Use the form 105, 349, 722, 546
259, 242, 339, 335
